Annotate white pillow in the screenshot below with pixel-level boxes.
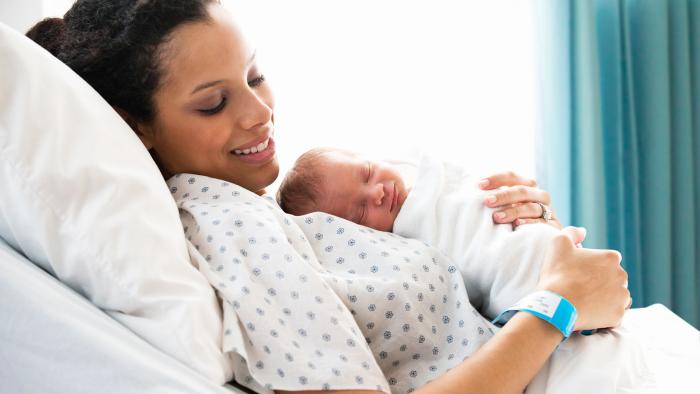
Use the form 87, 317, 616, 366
0, 23, 231, 383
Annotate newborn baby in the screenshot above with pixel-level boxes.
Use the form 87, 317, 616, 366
277, 147, 561, 319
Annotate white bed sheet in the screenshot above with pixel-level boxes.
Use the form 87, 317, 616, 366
0, 238, 245, 394
527, 304, 700, 394
3, 232, 698, 394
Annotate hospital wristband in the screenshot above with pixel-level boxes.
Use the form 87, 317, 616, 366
491, 290, 577, 339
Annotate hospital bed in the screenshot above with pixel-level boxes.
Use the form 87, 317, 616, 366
0, 237, 249, 394
1, 17, 699, 394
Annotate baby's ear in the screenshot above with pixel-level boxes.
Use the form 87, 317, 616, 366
113, 107, 154, 149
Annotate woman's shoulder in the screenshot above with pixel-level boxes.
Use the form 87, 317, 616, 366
167, 173, 285, 222
167, 173, 255, 198
167, 173, 277, 205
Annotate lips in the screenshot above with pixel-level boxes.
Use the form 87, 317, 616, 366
230, 135, 276, 164
232, 134, 271, 154
389, 183, 398, 212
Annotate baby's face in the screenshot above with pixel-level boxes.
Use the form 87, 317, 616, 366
316, 151, 408, 232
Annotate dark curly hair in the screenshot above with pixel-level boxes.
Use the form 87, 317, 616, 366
26, 0, 217, 123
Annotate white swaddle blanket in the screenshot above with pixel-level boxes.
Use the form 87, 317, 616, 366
393, 155, 700, 393
393, 154, 561, 319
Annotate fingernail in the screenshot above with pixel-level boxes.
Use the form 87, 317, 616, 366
494, 212, 506, 220
484, 195, 497, 204
478, 179, 490, 189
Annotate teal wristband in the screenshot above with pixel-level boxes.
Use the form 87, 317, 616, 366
491, 290, 577, 339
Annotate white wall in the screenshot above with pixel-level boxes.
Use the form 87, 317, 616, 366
0, 0, 73, 32
0, 0, 43, 33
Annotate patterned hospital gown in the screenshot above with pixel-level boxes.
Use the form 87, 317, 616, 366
167, 174, 497, 394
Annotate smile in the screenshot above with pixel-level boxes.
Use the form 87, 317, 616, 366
230, 135, 276, 164
232, 137, 271, 155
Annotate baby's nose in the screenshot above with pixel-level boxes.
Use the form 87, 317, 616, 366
372, 183, 385, 205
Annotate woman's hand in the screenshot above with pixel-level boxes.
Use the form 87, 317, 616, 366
537, 227, 630, 331
479, 171, 562, 229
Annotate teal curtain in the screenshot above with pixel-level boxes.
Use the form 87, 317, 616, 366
535, 0, 700, 328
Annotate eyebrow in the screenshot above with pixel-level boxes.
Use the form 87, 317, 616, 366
190, 51, 257, 95
190, 79, 224, 94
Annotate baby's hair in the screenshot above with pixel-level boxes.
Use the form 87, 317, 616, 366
276, 147, 340, 215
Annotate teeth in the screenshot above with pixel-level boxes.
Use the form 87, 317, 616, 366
232, 138, 271, 155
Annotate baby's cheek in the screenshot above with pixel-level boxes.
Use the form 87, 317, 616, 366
374, 212, 394, 232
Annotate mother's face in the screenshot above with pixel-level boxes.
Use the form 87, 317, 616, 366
137, 4, 277, 195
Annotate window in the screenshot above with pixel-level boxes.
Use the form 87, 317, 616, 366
18, 0, 539, 189
224, 0, 538, 191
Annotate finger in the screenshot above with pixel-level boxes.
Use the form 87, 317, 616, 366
547, 217, 564, 230
513, 218, 548, 227
561, 226, 587, 245
546, 217, 564, 230
493, 202, 547, 223
512, 217, 562, 230
484, 185, 551, 207
603, 249, 623, 264
479, 171, 537, 190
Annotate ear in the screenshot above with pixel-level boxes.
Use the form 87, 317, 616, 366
113, 107, 155, 149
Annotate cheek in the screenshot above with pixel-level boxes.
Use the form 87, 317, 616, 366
164, 128, 221, 160
177, 116, 231, 148
368, 207, 393, 232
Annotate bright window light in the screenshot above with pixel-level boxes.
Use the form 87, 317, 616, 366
37, 1, 538, 192
224, 0, 538, 192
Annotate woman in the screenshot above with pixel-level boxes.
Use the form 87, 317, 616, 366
27, 1, 629, 393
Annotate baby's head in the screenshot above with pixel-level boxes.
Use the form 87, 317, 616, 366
277, 148, 409, 232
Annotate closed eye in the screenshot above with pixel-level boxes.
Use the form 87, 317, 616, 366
366, 162, 372, 183
199, 96, 227, 115
249, 74, 266, 87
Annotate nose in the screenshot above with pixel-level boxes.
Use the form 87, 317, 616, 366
237, 88, 274, 131
368, 183, 385, 206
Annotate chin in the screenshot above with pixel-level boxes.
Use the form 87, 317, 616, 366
251, 161, 280, 194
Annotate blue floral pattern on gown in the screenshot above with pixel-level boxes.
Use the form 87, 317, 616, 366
167, 174, 496, 394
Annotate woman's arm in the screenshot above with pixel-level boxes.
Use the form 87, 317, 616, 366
278, 227, 630, 394
416, 312, 562, 394
277, 316, 559, 394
